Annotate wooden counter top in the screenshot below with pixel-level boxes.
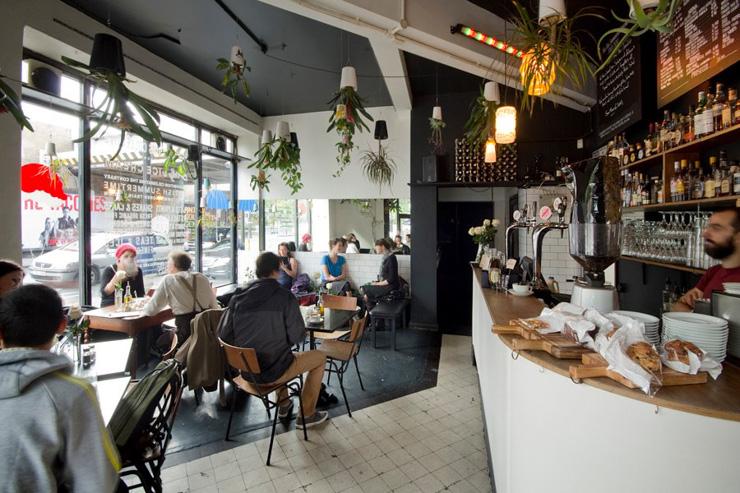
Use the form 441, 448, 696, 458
472, 267, 740, 422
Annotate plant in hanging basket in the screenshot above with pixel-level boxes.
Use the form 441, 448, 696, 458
216, 47, 251, 104
428, 117, 446, 153
0, 75, 33, 131
360, 142, 396, 190
62, 56, 162, 160
248, 136, 303, 194
327, 87, 373, 177
511, 1, 602, 113
250, 171, 270, 192
596, 0, 681, 73
162, 147, 195, 179
464, 85, 498, 148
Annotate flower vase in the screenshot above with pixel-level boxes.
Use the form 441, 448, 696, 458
475, 243, 485, 263
73, 333, 83, 366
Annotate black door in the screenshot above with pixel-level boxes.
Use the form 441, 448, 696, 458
437, 201, 494, 335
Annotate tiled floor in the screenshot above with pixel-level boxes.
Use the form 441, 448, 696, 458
161, 335, 492, 493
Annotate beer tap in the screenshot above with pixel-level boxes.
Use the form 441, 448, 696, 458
532, 197, 569, 290
505, 201, 537, 261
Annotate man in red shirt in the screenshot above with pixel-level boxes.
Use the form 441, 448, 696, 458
674, 207, 740, 311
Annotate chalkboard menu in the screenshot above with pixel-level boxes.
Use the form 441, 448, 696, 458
597, 36, 642, 141
658, 0, 740, 108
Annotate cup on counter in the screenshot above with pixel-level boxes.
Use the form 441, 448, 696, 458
512, 283, 532, 295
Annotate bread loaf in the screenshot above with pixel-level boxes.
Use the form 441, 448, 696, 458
627, 341, 662, 374
664, 339, 703, 365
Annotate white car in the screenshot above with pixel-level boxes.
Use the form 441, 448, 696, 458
29, 232, 171, 285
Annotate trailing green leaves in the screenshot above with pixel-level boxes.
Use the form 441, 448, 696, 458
62, 56, 162, 161
162, 147, 195, 179
360, 143, 396, 191
464, 85, 497, 148
216, 57, 251, 104
428, 117, 446, 153
327, 86, 373, 177
0, 75, 33, 131
248, 135, 302, 194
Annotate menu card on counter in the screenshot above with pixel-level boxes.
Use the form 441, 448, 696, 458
658, 0, 740, 107
597, 36, 642, 141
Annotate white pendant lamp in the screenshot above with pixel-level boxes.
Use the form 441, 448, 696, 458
539, 0, 566, 25
432, 106, 443, 121
483, 81, 500, 102
340, 66, 357, 90
630, 0, 660, 18
495, 105, 517, 144
230, 45, 245, 67
484, 137, 497, 163
275, 121, 290, 140
260, 130, 273, 146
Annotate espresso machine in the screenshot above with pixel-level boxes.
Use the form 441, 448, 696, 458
562, 156, 622, 312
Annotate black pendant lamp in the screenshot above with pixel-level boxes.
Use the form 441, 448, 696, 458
374, 120, 388, 140
89, 33, 126, 76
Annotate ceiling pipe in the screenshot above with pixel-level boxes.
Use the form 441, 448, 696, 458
289, 0, 593, 111
213, 0, 268, 53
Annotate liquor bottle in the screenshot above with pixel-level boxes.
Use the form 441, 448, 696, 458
706, 92, 717, 135
705, 158, 717, 198
734, 88, 740, 125
693, 161, 705, 199
660, 110, 671, 149
656, 177, 664, 204
644, 123, 653, 156
629, 144, 636, 163
734, 165, 740, 195
650, 176, 659, 204
723, 88, 735, 129
676, 160, 687, 201
720, 150, 731, 196
636, 142, 644, 160
685, 106, 696, 142
713, 83, 726, 131
695, 91, 707, 137
641, 174, 650, 205
672, 112, 683, 147
623, 172, 632, 207
670, 161, 679, 201
712, 156, 722, 198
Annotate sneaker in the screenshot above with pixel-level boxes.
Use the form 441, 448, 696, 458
278, 400, 294, 419
296, 411, 329, 429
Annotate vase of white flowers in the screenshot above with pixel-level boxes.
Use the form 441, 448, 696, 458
469, 219, 500, 262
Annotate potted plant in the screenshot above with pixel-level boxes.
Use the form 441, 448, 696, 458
464, 83, 498, 147
217, 45, 251, 104
327, 66, 373, 177
360, 143, 396, 191
248, 122, 302, 194
429, 106, 445, 153
0, 75, 33, 131
62, 34, 162, 160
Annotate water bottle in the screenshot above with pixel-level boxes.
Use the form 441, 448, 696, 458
114, 287, 123, 309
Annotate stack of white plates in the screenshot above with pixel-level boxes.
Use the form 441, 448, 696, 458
613, 310, 661, 346
662, 312, 729, 362
723, 282, 740, 295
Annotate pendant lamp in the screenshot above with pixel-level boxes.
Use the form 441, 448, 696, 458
374, 120, 388, 140
495, 106, 517, 144
340, 66, 357, 90
520, 44, 557, 96
89, 33, 126, 76
538, 0, 566, 26
484, 137, 497, 163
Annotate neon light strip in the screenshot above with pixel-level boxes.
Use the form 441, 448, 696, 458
453, 24, 524, 58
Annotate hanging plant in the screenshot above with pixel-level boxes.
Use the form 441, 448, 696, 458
327, 66, 373, 177
0, 75, 33, 131
109, 188, 130, 210
250, 170, 270, 191
162, 147, 195, 179
248, 127, 302, 194
464, 85, 498, 148
360, 143, 396, 190
216, 46, 251, 104
428, 116, 446, 153
596, 0, 681, 73
511, 1, 602, 113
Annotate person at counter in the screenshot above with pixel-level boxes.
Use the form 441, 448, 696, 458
100, 243, 145, 307
674, 207, 740, 311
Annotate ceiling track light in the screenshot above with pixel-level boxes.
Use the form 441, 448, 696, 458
450, 24, 524, 58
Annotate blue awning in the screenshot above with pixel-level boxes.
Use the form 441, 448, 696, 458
238, 199, 258, 213
205, 189, 229, 210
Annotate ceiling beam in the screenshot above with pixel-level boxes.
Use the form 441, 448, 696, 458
369, 38, 412, 110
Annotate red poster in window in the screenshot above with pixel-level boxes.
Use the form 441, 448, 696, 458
20, 163, 68, 202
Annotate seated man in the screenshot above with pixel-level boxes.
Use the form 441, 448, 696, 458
0, 285, 121, 492
143, 250, 219, 341
674, 207, 740, 311
100, 243, 145, 307
219, 252, 328, 428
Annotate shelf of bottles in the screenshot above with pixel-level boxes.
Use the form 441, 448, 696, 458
454, 139, 519, 184
620, 256, 706, 275
614, 83, 740, 211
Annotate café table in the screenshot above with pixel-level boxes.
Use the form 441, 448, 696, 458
300, 305, 356, 350
85, 303, 173, 377
75, 338, 133, 381
92, 376, 131, 426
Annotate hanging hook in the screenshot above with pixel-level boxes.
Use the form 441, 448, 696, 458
511, 350, 520, 360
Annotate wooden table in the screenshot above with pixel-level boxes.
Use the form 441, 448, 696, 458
86, 305, 172, 377
92, 376, 131, 426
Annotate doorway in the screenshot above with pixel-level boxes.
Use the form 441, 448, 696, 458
437, 201, 494, 335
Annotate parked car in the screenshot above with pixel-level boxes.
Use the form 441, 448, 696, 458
28, 232, 171, 285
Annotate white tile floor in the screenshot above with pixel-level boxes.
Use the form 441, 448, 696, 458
161, 335, 492, 493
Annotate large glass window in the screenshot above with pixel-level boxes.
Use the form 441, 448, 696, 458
389, 199, 411, 240
298, 199, 311, 249
20, 102, 82, 305
265, 200, 297, 251
237, 165, 259, 283
201, 154, 234, 286
89, 129, 196, 305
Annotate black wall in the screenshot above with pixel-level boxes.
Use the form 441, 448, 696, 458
617, 261, 701, 317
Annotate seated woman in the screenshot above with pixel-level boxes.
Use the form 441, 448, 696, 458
0, 260, 24, 298
277, 242, 299, 289
321, 238, 349, 286
100, 243, 145, 307
363, 238, 400, 308
143, 250, 219, 341
344, 234, 360, 254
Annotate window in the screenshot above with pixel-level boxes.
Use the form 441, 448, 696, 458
89, 129, 196, 305
298, 199, 311, 248
20, 102, 82, 305
388, 199, 411, 241
22, 60, 82, 103
265, 200, 297, 252
159, 113, 197, 141
201, 154, 234, 286
237, 165, 259, 283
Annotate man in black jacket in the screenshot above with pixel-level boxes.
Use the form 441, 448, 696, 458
219, 252, 328, 428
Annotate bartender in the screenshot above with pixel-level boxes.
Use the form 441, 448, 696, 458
674, 207, 740, 311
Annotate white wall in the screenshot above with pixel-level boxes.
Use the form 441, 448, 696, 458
261, 106, 410, 199
294, 251, 410, 288
329, 199, 385, 250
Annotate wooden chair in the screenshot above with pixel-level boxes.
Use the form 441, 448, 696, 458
315, 294, 358, 341
219, 338, 308, 466
160, 332, 178, 361
318, 315, 368, 417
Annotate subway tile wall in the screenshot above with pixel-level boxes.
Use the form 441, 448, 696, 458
294, 252, 411, 289
517, 187, 582, 294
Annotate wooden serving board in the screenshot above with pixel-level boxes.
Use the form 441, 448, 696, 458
492, 323, 540, 340
570, 353, 708, 388
511, 333, 593, 359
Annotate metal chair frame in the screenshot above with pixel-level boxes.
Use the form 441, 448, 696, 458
322, 315, 368, 417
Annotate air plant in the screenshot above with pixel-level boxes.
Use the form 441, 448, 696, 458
248, 134, 302, 194
464, 85, 498, 148
360, 142, 396, 191
62, 56, 162, 160
250, 170, 270, 191
511, 1, 603, 113
327, 87, 373, 177
0, 75, 33, 131
596, 0, 682, 73
217, 46, 251, 104
428, 117, 446, 153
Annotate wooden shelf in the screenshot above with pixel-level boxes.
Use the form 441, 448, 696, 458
624, 195, 740, 212
409, 181, 522, 188
620, 256, 706, 275
619, 153, 662, 171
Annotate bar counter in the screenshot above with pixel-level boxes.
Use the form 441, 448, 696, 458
471, 266, 740, 493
